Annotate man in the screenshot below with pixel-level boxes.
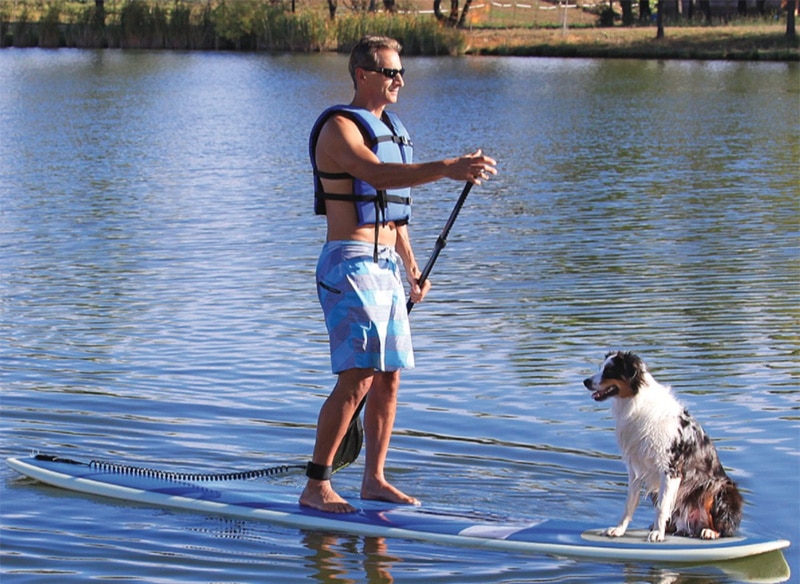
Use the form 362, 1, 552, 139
302, 36, 497, 513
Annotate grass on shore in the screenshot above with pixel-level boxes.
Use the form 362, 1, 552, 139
465, 23, 799, 59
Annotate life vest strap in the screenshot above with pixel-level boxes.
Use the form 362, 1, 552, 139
373, 134, 412, 147
315, 191, 411, 206
315, 169, 351, 180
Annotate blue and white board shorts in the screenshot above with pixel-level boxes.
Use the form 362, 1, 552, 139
316, 240, 415, 374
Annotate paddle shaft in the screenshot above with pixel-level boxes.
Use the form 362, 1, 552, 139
406, 181, 473, 313
333, 182, 474, 471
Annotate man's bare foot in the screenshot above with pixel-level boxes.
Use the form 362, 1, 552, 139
361, 478, 420, 505
299, 480, 357, 513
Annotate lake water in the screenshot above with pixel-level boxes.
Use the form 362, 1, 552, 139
1, 49, 798, 583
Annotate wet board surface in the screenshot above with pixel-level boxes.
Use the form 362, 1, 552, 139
6, 454, 791, 564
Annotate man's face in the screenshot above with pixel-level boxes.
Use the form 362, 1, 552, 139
361, 48, 405, 105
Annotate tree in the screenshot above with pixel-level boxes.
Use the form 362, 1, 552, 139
95, 0, 106, 27
656, 0, 664, 39
330, 0, 393, 17
433, 0, 474, 27
621, 0, 634, 25
639, 0, 651, 22
738, 0, 747, 15
787, 0, 797, 40
698, 0, 711, 21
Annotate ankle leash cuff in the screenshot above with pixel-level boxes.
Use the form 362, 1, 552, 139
306, 461, 333, 481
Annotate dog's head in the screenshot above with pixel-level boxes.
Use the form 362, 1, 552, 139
583, 351, 647, 401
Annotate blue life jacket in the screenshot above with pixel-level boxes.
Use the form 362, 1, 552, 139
310, 105, 413, 227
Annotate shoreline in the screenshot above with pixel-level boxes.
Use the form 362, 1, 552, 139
464, 25, 799, 61
2, 21, 797, 61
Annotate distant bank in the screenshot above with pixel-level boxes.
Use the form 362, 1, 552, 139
465, 25, 799, 61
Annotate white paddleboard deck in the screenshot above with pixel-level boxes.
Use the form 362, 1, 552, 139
7, 454, 791, 564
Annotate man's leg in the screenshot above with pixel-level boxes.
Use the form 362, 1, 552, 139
299, 368, 373, 513
360, 370, 420, 505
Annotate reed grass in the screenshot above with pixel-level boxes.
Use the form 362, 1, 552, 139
0, 0, 466, 53
335, 12, 465, 54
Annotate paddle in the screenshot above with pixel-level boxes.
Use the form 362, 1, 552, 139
406, 182, 473, 314
332, 182, 475, 472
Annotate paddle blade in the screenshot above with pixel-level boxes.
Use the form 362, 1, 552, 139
333, 412, 363, 472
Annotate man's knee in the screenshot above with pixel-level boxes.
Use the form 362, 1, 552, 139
336, 368, 375, 398
372, 371, 401, 395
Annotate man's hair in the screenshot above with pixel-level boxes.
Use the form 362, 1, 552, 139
348, 36, 403, 89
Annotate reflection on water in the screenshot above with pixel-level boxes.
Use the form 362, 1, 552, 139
302, 533, 400, 584
0, 50, 797, 583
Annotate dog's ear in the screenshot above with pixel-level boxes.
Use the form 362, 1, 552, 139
622, 352, 646, 393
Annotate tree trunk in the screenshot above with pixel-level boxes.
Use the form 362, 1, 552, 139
656, 0, 664, 38
434, 0, 446, 21
449, 0, 459, 26
788, 0, 797, 39
621, 0, 634, 24
737, 0, 747, 15
434, 0, 468, 27
699, 0, 711, 21
639, 0, 651, 20
457, 0, 474, 27
328, 0, 337, 19
94, 0, 106, 27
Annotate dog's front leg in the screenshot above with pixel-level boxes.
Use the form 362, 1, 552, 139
607, 471, 642, 537
649, 475, 681, 542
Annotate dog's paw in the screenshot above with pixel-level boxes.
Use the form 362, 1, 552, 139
647, 530, 666, 542
700, 528, 720, 540
605, 526, 626, 538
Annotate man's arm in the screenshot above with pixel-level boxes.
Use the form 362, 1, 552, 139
316, 115, 497, 190
395, 223, 431, 305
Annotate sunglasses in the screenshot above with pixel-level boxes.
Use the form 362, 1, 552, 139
362, 66, 406, 79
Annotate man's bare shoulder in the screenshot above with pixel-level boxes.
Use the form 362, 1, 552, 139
316, 114, 372, 172
318, 113, 365, 146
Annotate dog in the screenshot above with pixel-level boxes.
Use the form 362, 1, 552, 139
583, 351, 743, 542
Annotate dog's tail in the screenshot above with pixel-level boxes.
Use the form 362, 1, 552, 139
712, 478, 744, 536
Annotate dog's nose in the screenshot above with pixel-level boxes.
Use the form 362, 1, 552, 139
583, 378, 593, 389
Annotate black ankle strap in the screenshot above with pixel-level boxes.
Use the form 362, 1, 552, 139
306, 461, 333, 481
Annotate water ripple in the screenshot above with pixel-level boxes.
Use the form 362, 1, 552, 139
1, 52, 797, 583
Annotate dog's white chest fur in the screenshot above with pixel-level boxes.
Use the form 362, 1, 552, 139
611, 375, 683, 492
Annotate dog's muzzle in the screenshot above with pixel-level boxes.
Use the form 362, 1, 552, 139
584, 378, 620, 401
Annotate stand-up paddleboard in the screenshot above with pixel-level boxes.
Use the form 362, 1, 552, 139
6, 454, 791, 565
